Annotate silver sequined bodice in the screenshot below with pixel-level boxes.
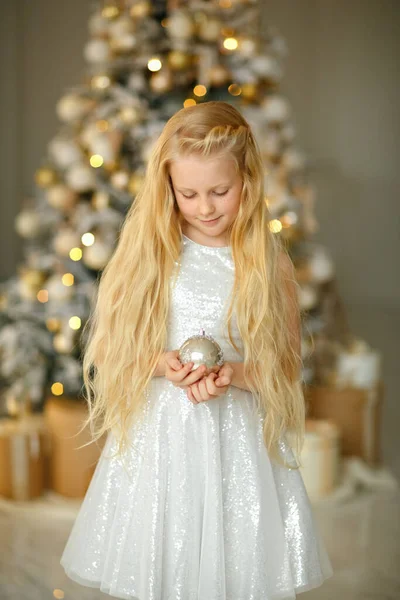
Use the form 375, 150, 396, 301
167, 234, 243, 363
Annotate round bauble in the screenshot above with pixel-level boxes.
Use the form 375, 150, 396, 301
84, 38, 111, 64
261, 95, 291, 123
130, 1, 152, 19
198, 18, 221, 42
208, 64, 230, 86
178, 330, 224, 371
48, 137, 83, 169
46, 274, 75, 302
83, 239, 113, 270
47, 184, 77, 212
15, 210, 42, 239
150, 69, 173, 93
53, 228, 81, 257
56, 94, 95, 123
167, 10, 195, 40
35, 166, 58, 188
65, 163, 96, 192
168, 49, 191, 71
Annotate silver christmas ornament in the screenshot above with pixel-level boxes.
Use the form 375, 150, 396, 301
179, 330, 224, 371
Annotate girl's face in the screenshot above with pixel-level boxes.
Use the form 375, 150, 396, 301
169, 153, 243, 247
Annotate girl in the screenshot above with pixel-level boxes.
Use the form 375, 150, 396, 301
60, 101, 333, 599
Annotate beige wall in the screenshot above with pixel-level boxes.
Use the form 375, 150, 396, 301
1, 0, 399, 474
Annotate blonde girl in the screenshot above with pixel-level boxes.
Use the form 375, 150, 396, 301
61, 100, 333, 600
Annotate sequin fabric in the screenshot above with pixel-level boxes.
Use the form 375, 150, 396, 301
60, 234, 333, 599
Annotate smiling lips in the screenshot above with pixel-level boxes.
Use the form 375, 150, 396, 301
200, 216, 221, 224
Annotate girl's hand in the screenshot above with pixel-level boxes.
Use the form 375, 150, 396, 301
187, 363, 234, 404
164, 350, 208, 388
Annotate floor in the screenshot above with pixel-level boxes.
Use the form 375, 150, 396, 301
1, 481, 399, 600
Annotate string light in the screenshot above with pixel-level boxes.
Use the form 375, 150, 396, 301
269, 219, 283, 233
62, 273, 74, 286
223, 37, 238, 51
148, 58, 162, 72
183, 99, 196, 107
51, 382, 64, 396
37, 289, 49, 303
96, 119, 109, 132
69, 247, 82, 261
90, 154, 104, 168
69, 316, 81, 330
82, 232, 95, 246
228, 83, 241, 96
53, 589, 65, 599
193, 84, 207, 97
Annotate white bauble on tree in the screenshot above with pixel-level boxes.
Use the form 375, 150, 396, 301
84, 39, 111, 64
167, 10, 195, 40
15, 210, 43, 239
251, 55, 281, 80
53, 331, 75, 354
108, 15, 135, 37
198, 17, 221, 42
46, 274, 75, 302
56, 94, 96, 123
298, 284, 318, 311
261, 95, 291, 123
111, 33, 138, 52
88, 13, 109, 36
53, 228, 81, 257
309, 247, 334, 284
48, 137, 83, 169
66, 163, 96, 192
83, 239, 113, 270
47, 184, 78, 212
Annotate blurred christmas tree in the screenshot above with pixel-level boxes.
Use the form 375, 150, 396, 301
0, 0, 360, 417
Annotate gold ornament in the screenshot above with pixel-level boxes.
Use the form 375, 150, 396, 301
128, 172, 144, 196
208, 64, 230, 86
35, 166, 58, 188
47, 184, 78, 212
119, 105, 142, 125
241, 82, 258, 101
150, 69, 173, 93
111, 169, 130, 191
168, 49, 191, 71
101, 4, 120, 20
179, 330, 224, 371
90, 74, 112, 91
20, 268, 47, 290
92, 191, 110, 210
130, 1, 152, 19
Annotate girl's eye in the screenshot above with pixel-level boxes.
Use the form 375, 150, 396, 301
181, 190, 228, 198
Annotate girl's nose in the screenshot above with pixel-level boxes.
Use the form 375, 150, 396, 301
198, 197, 216, 217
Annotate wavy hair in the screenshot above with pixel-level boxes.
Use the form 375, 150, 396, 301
77, 101, 305, 469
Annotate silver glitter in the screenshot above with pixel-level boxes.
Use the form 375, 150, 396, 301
60, 233, 333, 599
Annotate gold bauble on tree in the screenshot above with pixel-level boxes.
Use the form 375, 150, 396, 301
168, 50, 191, 71
150, 69, 173, 93
128, 172, 144, 196
35, 166, 58, 188
241, 82, 258, 101
130, 1, 152, 19
208, 64, 230, 86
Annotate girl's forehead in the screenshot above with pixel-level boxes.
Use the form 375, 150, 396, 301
169, 153, 237, 175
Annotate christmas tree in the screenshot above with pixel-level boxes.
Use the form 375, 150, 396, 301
0, 0, 366, 418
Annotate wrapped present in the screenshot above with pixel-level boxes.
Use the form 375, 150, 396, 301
0, 414, 48, 501
304, 381, 384, 466
44, 395, 106, 498
300, 419, 341, 502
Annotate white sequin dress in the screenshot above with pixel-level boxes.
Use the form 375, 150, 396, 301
60, 234, 333, 600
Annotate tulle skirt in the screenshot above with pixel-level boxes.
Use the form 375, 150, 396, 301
60, 378, 333, 600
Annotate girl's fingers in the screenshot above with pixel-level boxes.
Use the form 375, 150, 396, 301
180, 365, 207, 386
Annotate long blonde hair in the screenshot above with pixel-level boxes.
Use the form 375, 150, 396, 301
77, 101, 305, 468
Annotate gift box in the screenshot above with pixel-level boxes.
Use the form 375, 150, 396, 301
304, 381, 384, 466
0, 414, 48, 501
44, 396, 106, 498
300, 419, 341, 502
